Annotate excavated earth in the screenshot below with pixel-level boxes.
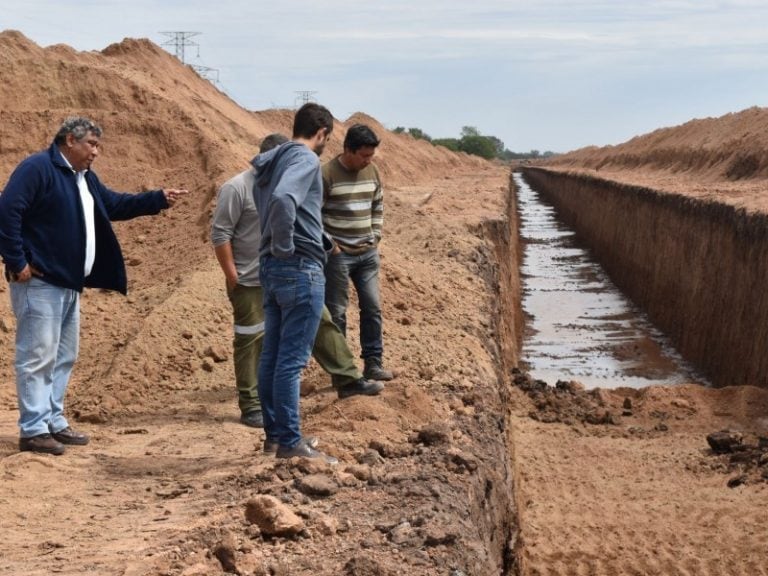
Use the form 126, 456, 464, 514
2, 30, 768, 576
0, 32, 514, 576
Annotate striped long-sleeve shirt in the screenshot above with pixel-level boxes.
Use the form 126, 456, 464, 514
321, 157, 383, 255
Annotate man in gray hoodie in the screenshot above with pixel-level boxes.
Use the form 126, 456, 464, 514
211, 134, 383, 431
251, 103, 338, 463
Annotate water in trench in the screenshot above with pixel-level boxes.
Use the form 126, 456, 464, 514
516, 173, 706, 389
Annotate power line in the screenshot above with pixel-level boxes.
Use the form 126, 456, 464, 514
295, 90, 318, 107
159, 31, 220, 87
159, 31, 201, 64
191, 64, 220, 84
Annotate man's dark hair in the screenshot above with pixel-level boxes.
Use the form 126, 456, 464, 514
292, 103, 334, 139
260, 133, 289, 153
54, 116, 102, 145
343, 124, 380, 152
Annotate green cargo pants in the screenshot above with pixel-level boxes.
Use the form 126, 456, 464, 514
228, 284, 362, 415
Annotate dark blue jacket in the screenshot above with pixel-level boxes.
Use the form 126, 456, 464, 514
0, 143, 168, 294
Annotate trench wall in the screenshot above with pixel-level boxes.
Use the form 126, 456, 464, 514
478, 170, 525, 575
483, 174, 525, 373
521, 167, 768, 388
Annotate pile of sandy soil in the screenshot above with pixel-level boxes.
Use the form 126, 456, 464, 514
545, 106, 768, 210
2, 29, 768, 576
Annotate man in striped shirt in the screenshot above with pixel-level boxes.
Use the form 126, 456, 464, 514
322, 124, 394, 382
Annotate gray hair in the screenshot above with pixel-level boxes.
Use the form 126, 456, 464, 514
54, 116, 103, 145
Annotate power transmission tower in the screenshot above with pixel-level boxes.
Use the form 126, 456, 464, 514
159, 31, 201, 64
159, 31, 220, 86
295, 90, 318, 108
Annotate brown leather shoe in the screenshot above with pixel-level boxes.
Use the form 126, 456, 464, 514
52, 427, 90, 446
19, 433, 65, 455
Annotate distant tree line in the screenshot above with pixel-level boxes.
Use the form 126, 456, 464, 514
392, 125, 557, 161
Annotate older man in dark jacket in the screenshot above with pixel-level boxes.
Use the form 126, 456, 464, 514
0, 116, 187, 455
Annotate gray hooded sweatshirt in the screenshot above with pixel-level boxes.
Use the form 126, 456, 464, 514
251, 141, 327, 265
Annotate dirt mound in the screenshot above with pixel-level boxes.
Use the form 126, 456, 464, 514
541, 106, 768, 210
550, 106, 768, 180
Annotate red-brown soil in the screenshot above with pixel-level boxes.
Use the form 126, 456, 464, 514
521, 106, 768, 576
544, 106, 768, 211
1, 29, 768, 576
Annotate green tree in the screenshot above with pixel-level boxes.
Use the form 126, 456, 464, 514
487, 136, 505, 157
458, 135, 497, 159
460, 126, 481, 138
432, 138, 460, 152
407, 127, 432, 142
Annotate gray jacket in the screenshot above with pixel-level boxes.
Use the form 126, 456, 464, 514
251, 142, 328, 265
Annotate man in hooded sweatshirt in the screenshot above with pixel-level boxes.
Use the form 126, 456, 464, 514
211, 134, 383, 431
250, 103, 338, 463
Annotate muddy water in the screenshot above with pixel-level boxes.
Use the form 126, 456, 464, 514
516, 173, 706, 389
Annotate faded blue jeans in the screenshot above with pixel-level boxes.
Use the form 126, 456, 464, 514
258, 254, 324, 449
9, 278, 79, 438
324, 248, 383, 360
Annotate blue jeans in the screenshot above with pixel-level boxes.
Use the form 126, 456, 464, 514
324, 248, 383, 360
258, 255, 324, 449
9, 278, 79, 438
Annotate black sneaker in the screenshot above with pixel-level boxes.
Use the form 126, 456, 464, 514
275, 438, 338, 464
240, 410, 264, 428
19, 433, 65, 455
264, 435, 319, 454
338, 378, 384, 399
363, 358, 394, 381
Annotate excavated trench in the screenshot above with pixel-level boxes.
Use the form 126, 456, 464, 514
515, 172, 705, 389
481, 166, 768, 574
518, 167, 768, 390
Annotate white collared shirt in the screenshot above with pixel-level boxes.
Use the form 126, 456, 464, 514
61, 152, 96, 277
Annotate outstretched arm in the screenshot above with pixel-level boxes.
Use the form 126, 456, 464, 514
163, 188, 188, 207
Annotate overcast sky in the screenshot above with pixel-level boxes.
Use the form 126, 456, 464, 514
6, 1, 768, 152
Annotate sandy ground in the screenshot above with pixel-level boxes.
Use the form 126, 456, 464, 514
0, 163, 514, 575
2, 30, 768, 576
510, 376, 768, 576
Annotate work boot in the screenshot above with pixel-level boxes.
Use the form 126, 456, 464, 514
19, 433, 65, 455
275, 438, 338, 464
363, 357, 394, 381
264, 436, 319, 454
338, 378, 384, 399
51, 426, 90, 446
240, 410, 264, 428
